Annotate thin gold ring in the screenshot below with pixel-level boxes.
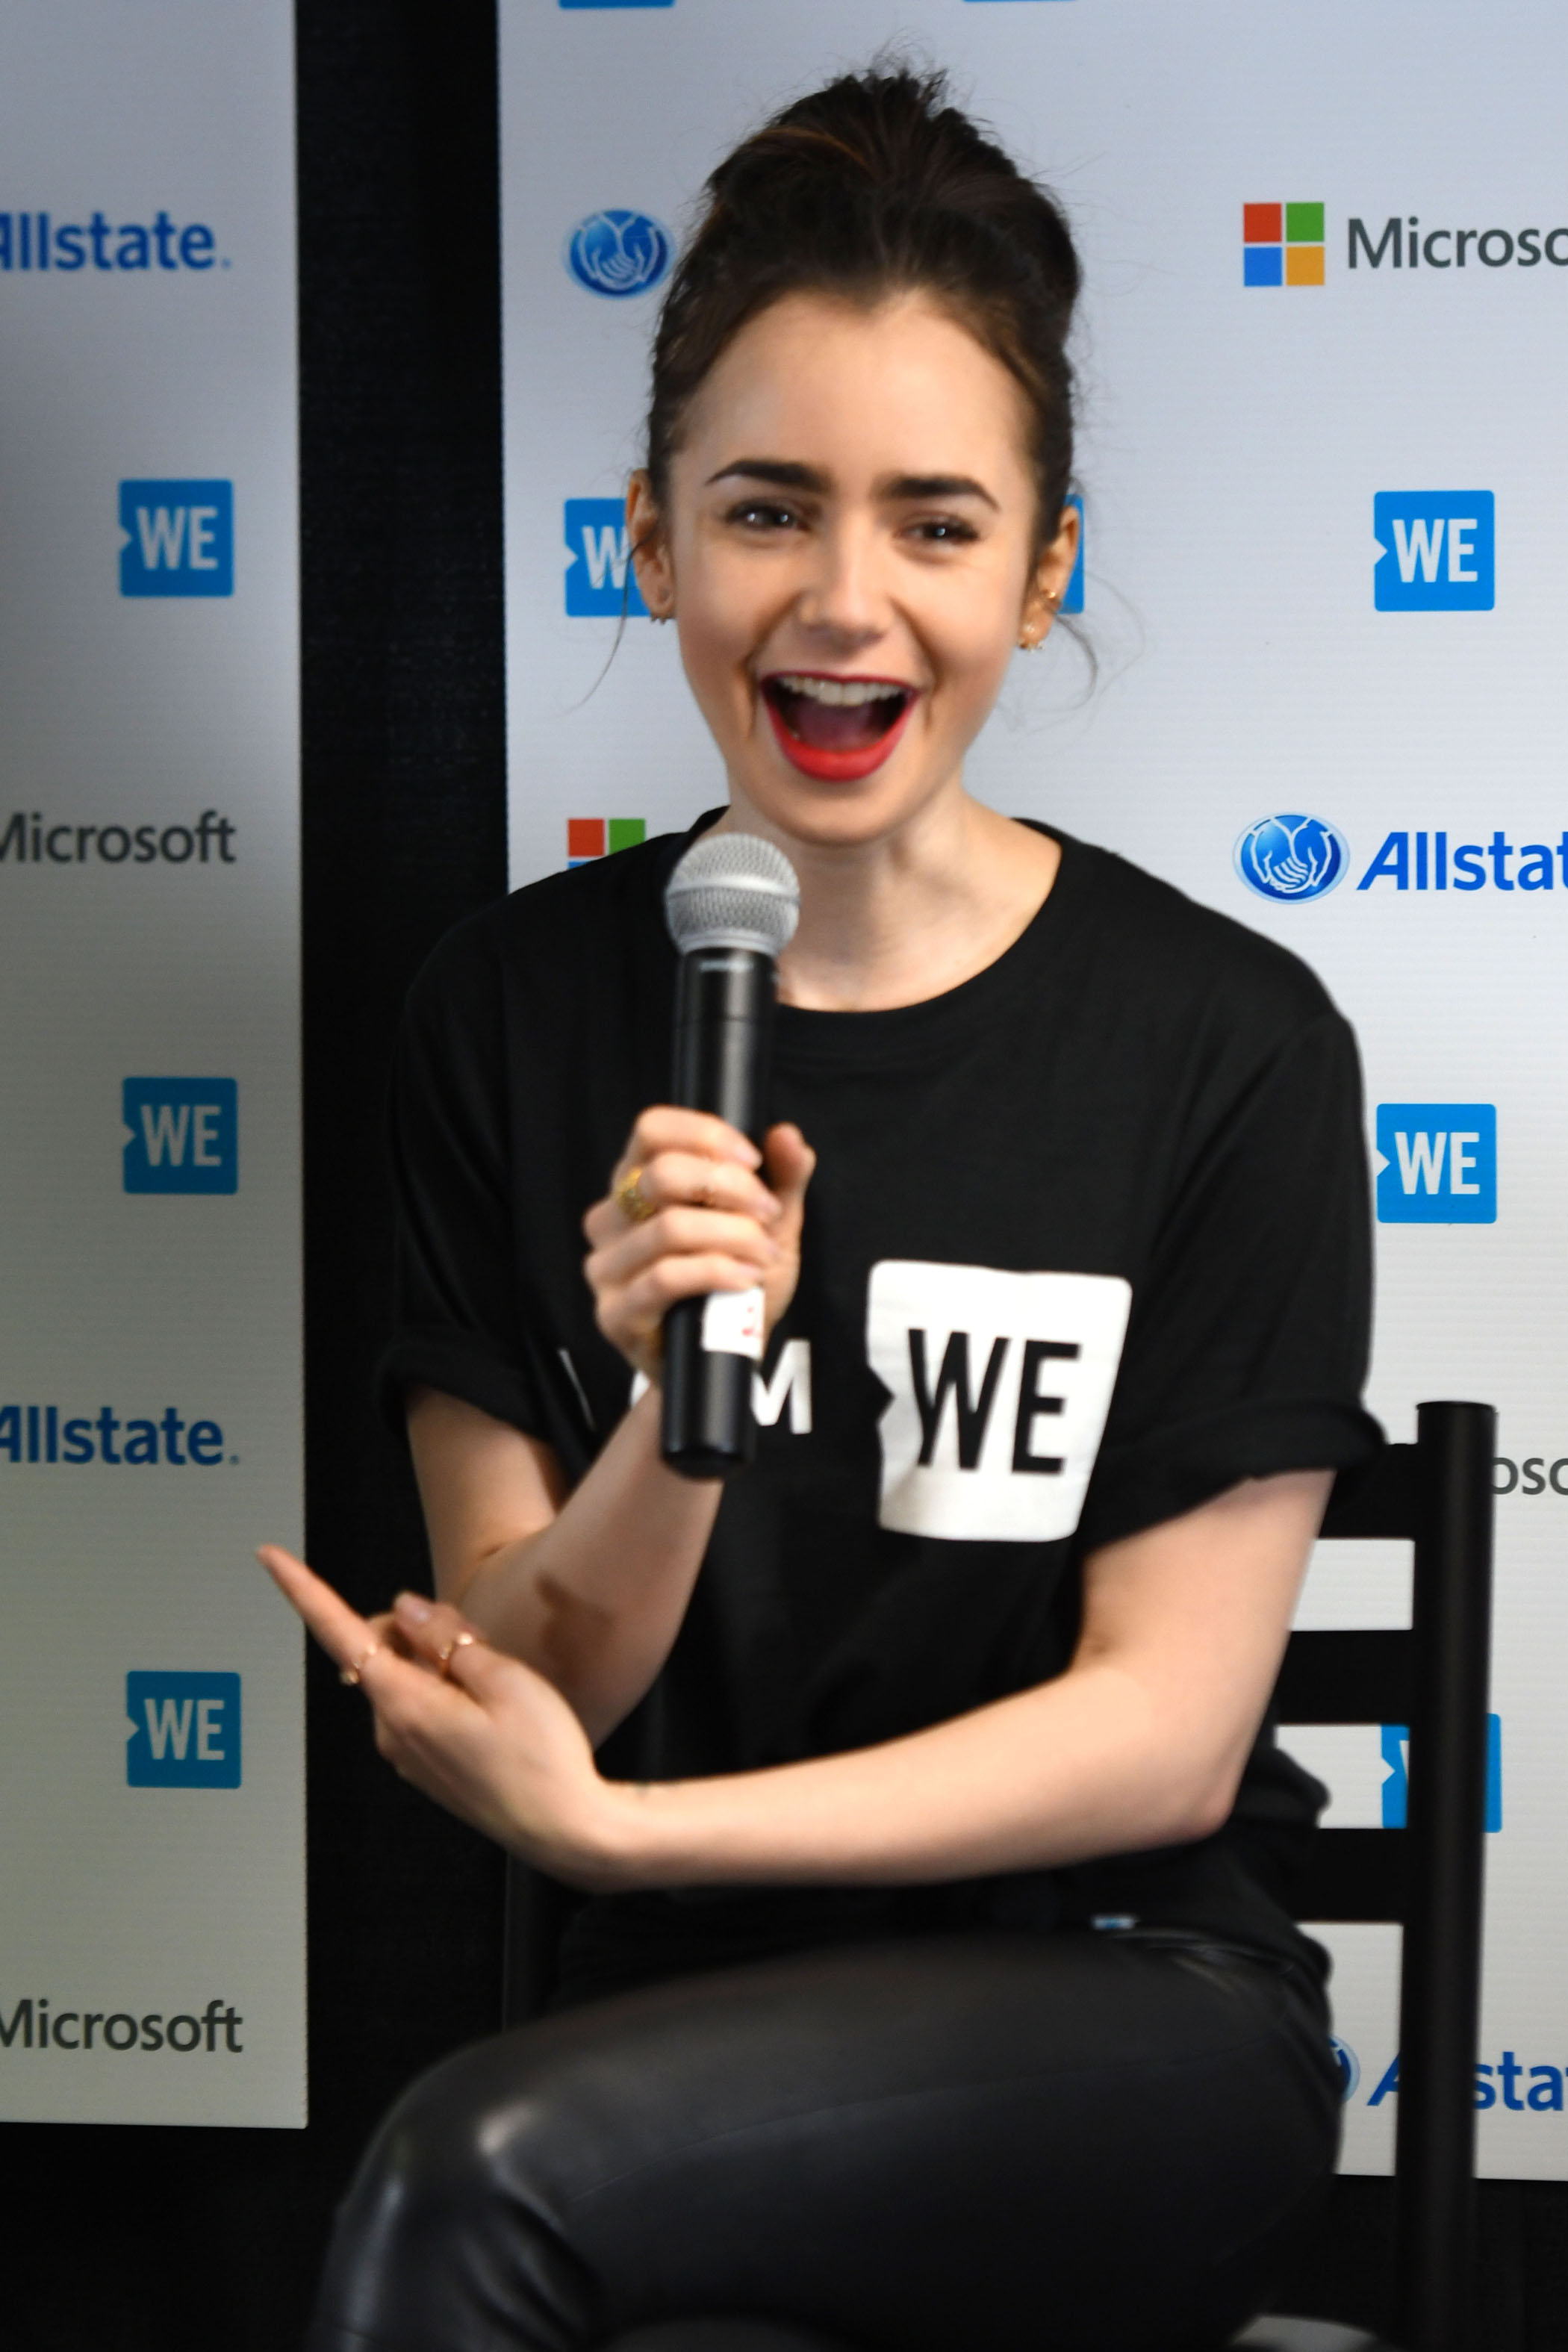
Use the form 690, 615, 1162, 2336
339, 1640, 381, 1687
436, 1631, 479, 1677
614, 1166, 656, 1224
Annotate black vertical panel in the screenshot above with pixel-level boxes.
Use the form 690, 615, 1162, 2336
293, 0, 509, 2285
2, 8, 508, 2348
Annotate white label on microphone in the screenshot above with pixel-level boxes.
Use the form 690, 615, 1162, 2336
701, 1285, 765, 1360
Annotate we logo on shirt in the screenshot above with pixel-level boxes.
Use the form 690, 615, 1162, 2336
867, 1262, 1131, 1543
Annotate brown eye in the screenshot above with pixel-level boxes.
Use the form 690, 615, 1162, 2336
908, 516, 979, 545
727, 502, 801, 532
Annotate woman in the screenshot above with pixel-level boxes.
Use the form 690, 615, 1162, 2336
267, 66, 1379, 2352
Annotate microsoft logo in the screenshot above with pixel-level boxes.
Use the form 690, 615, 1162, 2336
567, 818, 644, 867
1243, 202, 1325, 287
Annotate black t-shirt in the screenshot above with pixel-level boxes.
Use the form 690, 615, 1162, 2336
381, 821, 1381, 2000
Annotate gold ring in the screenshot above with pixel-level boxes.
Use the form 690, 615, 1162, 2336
614, 1166, 656, 1224
339, 1640, 380, 1687
438, 1631, 479, 1678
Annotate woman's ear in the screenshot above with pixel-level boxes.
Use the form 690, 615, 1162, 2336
1018, 500, 1080, 650
626, 471, 676, 620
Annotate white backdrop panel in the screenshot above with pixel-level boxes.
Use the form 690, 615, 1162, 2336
0, 1, 304, 2126
503, 0, 1568, 2177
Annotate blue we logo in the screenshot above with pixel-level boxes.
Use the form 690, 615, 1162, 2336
126, 1672, 241, 1788
119, 479, 233, 597
1381, 1715, 1502, 1831
563, 499, 647, 617
122, 1077, 237, 1194
1374, 491, 1493, 611
1375, 1102, 1496, 1224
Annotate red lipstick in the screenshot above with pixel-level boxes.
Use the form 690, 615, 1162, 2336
761, 676, 915, 782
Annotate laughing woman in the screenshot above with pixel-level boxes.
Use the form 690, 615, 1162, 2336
267, 66, 1378, 2352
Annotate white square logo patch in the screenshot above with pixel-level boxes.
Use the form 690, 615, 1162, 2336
867, 1261, 1132, 1543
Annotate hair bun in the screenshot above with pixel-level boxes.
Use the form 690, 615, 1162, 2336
647, 65, 1080, 553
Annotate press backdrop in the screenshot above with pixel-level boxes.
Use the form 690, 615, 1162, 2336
501, 0, 1568, 2180
0, 0, 305, 2127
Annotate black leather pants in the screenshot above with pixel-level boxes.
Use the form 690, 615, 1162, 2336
307, 1930, 1340, 2352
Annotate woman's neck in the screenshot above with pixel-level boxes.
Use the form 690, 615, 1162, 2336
718, 786, 1060, 1014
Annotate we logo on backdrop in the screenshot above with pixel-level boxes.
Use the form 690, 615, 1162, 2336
118, 480, 233, 597
564, 498, 647, 617
1374, 491, 1494, 611
1280, 1715, 1502, 1830
1375, 1103, 1496, 1224
125, 1672, 240, 1789
866, 1261, 1130, 1543
122, 1079, 237, 1194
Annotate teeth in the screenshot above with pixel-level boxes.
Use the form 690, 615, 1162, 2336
773, 674, 908, 708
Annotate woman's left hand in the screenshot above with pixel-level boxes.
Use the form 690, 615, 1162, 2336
258, 1546, 637, 1889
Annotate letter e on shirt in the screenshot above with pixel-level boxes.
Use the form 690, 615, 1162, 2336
868, 1262, 1132, 1542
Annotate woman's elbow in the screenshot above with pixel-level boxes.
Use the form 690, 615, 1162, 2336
1169, 1753, 1248, 1846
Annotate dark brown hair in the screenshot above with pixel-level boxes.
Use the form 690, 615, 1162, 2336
646, 64, 1081, 554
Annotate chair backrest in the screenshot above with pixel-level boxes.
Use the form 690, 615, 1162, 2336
1275, 1401, 1496, 2352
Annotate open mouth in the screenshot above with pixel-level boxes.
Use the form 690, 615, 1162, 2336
761, 673, 916, 781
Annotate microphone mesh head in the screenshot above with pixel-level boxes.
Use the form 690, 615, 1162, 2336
665, 832, 800, 957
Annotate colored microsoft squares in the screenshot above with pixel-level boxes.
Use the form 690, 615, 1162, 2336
567, 818, 646, 867
1243, 202, 1325, 287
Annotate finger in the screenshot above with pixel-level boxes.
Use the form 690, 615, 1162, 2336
585, 1154, 780, 1248
594, 1232, 780, 1326
435, 1629, 517, 1705
762, 1124, 815, 1244
762, 1122, 815, 1204
258, 1545, 377, 1676
588, 1204, 783, 1288
365, 1606, 450, 1673
632, 1151, 782, 1222
391, 1591, 486, 1673
617, 1106, 762, 1179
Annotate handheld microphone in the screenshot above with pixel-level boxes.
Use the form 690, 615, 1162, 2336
660, 831, 800, 1479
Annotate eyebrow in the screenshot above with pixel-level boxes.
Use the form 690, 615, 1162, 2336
705, 458, 998, 510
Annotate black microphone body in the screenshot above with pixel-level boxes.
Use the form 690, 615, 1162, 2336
659, 833, 799, 1481
661, 944, 777, 1479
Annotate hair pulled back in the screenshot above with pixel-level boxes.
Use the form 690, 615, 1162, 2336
647, 65, 1080, 554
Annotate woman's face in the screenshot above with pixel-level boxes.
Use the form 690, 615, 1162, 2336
631, 290, 1078, 850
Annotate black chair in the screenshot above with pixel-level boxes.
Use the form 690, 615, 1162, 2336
503, 1401, 1496, 2352
1232, 1399, 1496, 2352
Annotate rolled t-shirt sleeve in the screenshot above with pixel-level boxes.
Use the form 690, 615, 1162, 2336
376, 920, 548, 1440
1077, 1007, 1381, 1550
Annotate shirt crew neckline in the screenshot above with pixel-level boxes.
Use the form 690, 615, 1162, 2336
762, 821, 1095, 1071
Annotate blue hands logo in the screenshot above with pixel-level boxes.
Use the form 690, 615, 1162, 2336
1234, 813, 1348, 903
564, 209, 673, 299
1329, 2037, 1361, 2101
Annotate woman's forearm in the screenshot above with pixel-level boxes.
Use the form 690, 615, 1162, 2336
451, 1390, 722, 1743
596, 1659, 1235, 1891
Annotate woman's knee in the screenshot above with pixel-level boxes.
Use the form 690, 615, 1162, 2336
314, 2028, 598, 2351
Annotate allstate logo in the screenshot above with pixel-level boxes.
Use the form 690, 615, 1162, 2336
1234, 813, 1348, 903
564, 209, 673, 299
1329, 2036, 1361, 2102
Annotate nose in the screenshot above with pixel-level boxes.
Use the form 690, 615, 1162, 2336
793, 513, 892, 648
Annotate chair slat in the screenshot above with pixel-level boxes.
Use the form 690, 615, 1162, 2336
1295, 1828, 1408, 1923
1275, 1631, 1414, 1724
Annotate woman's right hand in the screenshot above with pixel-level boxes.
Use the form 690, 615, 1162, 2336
582, 1112, 815, 1385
